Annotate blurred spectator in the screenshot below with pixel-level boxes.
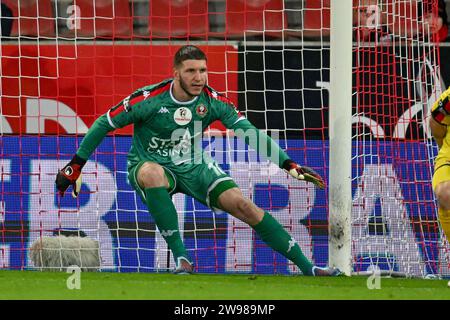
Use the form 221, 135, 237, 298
353, 0, 449, 44
426, 0, 448, 42
1, 2, 13, 37
353, 0, 392, 45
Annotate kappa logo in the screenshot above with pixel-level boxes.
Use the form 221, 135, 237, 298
158, 107, 170, 114
287, 237, 297, 253
160, 230, 178, 237
123, 96, 131, 112
143, 90, 150, 100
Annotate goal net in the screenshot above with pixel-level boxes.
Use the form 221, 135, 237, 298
0, 0, 447, 277
351, 0, 447, 277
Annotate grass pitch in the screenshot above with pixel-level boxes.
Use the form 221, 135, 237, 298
0, 270, 450, 300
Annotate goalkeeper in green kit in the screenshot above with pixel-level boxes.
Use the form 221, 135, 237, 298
55, 45, 341, 276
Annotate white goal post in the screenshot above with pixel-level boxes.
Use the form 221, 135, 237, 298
329, 0, 353, 276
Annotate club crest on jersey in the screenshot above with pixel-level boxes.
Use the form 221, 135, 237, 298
174, 107, 192, 125
196, 104, 208, 117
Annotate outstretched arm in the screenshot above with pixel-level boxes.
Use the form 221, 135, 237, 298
76, 114, 115, 160
55, 91, 149, 197
210, 87, 325, 188
230, 118, 325, 189
55, 114, 116, 197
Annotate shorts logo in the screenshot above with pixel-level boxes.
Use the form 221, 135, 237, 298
196, 104, 208, 117
174, 107, 192, 125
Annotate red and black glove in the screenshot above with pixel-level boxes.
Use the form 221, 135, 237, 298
282, 159, 325, 189
431, 86, 450, 126
55, 155, 86, 198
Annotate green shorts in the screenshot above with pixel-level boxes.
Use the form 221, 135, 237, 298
128, 160, 238, 210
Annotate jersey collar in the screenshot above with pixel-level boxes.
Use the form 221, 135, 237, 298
169, 81, 199, 105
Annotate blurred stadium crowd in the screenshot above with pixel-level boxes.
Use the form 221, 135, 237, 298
0, 0, 448, 41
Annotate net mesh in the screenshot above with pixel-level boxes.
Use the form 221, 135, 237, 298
351, 0, 446, 277
0, 0, 447, 277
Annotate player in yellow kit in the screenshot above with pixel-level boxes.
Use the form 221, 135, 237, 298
430, 86, 450, 239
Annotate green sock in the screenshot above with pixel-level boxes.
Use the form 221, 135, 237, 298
144, 187, 189, 262
252, 212, 314, 275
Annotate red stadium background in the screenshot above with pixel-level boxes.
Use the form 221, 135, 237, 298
1, 44, 238, 135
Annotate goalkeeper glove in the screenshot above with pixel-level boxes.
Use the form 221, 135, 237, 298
283, 159, 325, 189
431, 86, 450, 126
55, 155, 86, 198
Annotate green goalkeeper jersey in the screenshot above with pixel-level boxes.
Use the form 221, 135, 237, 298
76, 79, 290, 170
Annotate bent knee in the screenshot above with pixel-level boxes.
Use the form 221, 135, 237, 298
235, 198, 264, 224
236, 198, 254, 214
217, 188, 264, 225
137, 162, 168, 189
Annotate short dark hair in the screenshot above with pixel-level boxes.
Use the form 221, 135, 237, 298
173, 45, 207, 67
1, 3, 13, 37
